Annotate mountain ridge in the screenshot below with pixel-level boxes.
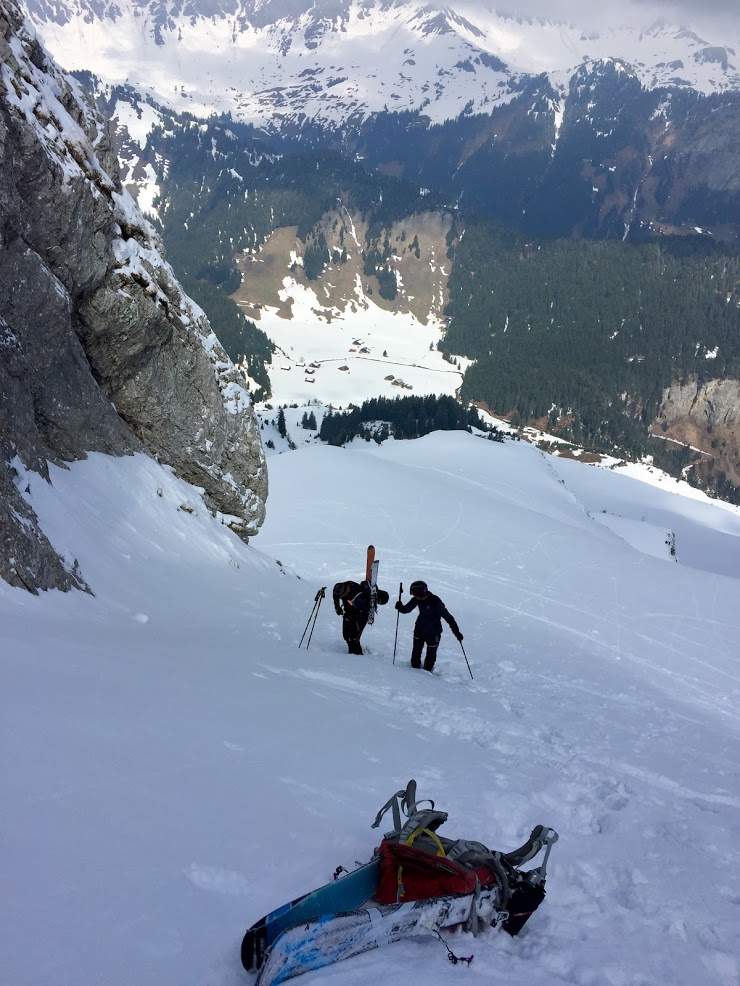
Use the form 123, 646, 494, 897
21, 0, 740, 132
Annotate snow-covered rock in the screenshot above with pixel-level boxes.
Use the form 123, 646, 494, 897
0, 0, 267, 592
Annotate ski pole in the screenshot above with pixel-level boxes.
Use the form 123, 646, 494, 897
392, 582, 403, 664
458, 637, 474, 680
299, 590, 320, 647
299, 587, 326, 649
304, 587, 326, 650
305, 589, 324, 649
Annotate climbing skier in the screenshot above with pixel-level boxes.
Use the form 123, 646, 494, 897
395, 580, 462, 672
333, 580, 389, 655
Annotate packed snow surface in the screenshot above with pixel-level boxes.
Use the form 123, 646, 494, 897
2, 432, 740, 986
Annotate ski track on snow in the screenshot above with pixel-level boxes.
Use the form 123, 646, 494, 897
286, 664, 740, 814
5, 438, 740, 986
265, 537, 740, 731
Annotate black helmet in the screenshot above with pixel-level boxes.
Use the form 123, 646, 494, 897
409, 580, 428, 598
377, 589, 390, 605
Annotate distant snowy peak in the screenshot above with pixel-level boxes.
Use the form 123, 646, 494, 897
463, 14, 740, 91
20, 0, 740, 130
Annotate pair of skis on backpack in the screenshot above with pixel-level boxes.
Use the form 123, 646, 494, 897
365, 544, 379, 625
241, 780, 558, 986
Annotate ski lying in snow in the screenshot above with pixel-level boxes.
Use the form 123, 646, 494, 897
241, 779, 558, 985
254, 889, 495, 986
365, 544, 379, 625
241, 859, 380, 973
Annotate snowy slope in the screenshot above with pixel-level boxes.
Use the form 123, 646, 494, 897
2, 430, 740, 986
22, 0, 740, 127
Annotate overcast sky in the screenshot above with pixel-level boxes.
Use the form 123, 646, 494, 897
479, 0, 739, 39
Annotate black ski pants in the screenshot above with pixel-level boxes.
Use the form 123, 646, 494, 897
411, 632, 440, 671
342, 613, 368, 655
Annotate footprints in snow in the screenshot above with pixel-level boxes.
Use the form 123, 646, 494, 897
184, 863, 252, 897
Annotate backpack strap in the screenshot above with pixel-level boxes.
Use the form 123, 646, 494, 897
405, 827, 446, 857
396, 808, 448, 846
371, 779, 422, 834
444, 839, 491, 864
502, 826, 559, 878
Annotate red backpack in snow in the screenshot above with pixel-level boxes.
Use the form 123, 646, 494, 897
370, 780, 556, 935
374, 837, 480, 904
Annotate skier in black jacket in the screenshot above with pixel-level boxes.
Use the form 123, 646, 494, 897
333, 580, 389, 655
395, 580, 462, 672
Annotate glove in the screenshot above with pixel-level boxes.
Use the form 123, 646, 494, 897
335, 606, 342, 616
455, 631, 464, 642
394, 601, 403, 611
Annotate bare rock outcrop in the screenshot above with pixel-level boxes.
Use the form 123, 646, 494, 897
657, 378, 740, 428
653, 376, 740, 490
0, 0, 267, 593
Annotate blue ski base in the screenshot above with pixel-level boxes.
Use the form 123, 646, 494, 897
241, 860, 380, 973
255, 891, 485, 986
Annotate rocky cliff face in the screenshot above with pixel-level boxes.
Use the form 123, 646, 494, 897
658, 378, 740, 429
0, 0, 267, 594
653, 377, 740, 490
